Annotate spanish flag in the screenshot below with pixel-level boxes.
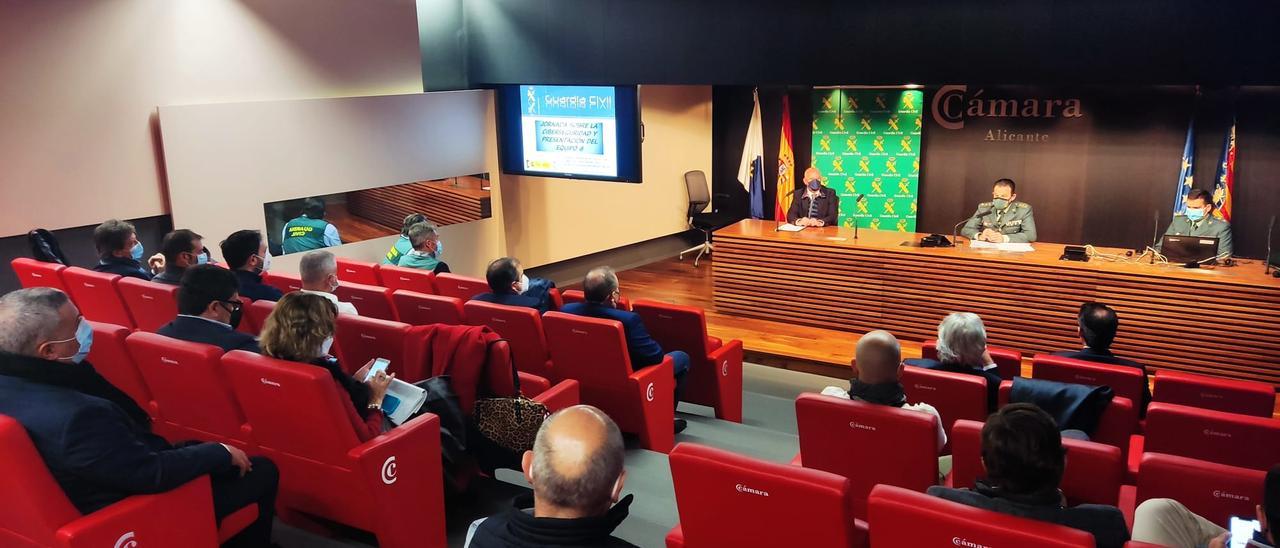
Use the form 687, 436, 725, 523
1212, 119, 1236, 222
775, 95, 795, 221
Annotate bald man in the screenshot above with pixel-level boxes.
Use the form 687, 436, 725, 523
465, 405, 638, 548
786, 167, 840, 227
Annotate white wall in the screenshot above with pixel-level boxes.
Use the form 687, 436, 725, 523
0, 0, 422, 237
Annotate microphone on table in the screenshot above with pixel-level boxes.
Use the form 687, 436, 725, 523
951, 208, 993, 247
853, 194, 866, 240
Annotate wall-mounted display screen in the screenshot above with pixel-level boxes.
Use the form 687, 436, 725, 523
496, 85, 642, 182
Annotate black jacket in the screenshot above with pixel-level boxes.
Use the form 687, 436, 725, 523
468, 493, 638, 548
1009, 377, 1113, 436
93, 256, 152, 281
233, 269, 283, 302
151, 266, 186, 286
472, 292, 548, 314
928, 484, 1129, 548
1052, 347, 1151, 416
156, 315, 260, 353
909, 357, 1003, 412
785, 187, 840, 227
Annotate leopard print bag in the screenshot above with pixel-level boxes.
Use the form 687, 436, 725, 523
473, 339, 549, 452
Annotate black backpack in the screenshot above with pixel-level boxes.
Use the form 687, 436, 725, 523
27, 229, 69, 265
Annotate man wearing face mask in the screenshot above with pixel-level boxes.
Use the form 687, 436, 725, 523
382, 213, 430, 265
91, 219, 156, 280
472, 257, 554, 313
785, 166, 840, 227
152, 229, 206, 286
961, 178, 1038, 243
221, 229, 282, 302
396, 222, 451, 274
1158, 188, 1233, 258
299, 250, 359, 315
0, 287, 279, 547
157, 265, 259, 353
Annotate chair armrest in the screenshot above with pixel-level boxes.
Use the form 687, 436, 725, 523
348, 413, 447, 548
57, 476, 219, 547
517, 371, 551, 396
706, 339, 745, 422
629, 358, 675, 452
531, 379, 580, 413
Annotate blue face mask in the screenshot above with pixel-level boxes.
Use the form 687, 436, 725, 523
195, 252, 209, 265
1185, 208, 1206, 221
434, 239, 444, 257
807, 179, 821, 191
130, 241, 144, 262
50, 319, 93, 364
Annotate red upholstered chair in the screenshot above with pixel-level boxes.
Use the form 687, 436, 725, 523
116, 277, 179, 332
0, 415, 254, 548
234, 297, 255, 335
560, 289, 632, 310
1118, 453, 1267, 529
333, 314, 410, 378
867, 484, 1095, 548
391, 290, 465, 327
377, 264, 438, 295
61, 267, 135, 329
949, 419, 1124, 506
433, 273, 488, 301
11, 258, 69, 293
1152, 370, 1276, 418
262, 271, 302, 295
632, 299, 744, 422
335, 257, 380, 286
242, 299, 276, 337
1129, 402, 1280, 478
794, 393, 939, 520
222, 350, 446, 548
87, 321, 153, 413
125, 332, 251, 449
1032, 354, 1147, 414
543, 311, 675, 452
901, 364, 988, 439
665, 443, 863, 548
922, 338, 1021, 380
547, 287, 564, 310
998, 380, 1138, 460
463, 300, 554, 379
333, 281, 396, 321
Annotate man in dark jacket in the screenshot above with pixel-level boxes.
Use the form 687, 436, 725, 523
785, 167, 839, 227
0, 287, 277, 547
152, 229, 205, 285
91, 219, 155, 280
472, 257, 551, 313
466, 405, 637, 548
157, 265, 259, 353
220, 229, 282, 302
1053, 302, 1151, 415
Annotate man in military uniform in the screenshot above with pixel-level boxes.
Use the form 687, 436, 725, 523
281, 197, 342, 254
1158, 188, 1233, 257
961, 178, 1037, 243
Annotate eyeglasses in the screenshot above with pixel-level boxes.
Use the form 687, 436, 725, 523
217, 299, 244, 313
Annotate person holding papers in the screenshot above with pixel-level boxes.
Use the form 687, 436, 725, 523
786, 167, 839, 227
961, 178, 1038, 243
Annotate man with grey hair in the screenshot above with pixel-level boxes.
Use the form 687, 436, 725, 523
382, 212, 430, 265
0, 288, 278, 547
396, 222, 450, 273
908, 312, 1002, 412
465, 405, 637, 547
562, 266, 692, 434
299, 249, 358, 315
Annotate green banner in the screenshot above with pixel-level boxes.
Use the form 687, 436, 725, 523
811, 89, 923, 232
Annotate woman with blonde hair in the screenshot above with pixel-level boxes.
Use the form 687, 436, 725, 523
259, 291, 391, 440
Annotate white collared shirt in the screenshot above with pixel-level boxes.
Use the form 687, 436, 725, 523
177, 314, 231, 329
299, 289, 359, 316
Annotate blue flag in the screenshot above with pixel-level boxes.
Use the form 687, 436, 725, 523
1172, 118, 1195, 216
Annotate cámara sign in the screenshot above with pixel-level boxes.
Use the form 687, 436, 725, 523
930, 85, 1084, 143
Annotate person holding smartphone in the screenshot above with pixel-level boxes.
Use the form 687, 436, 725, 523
1132, 464, 1278, 548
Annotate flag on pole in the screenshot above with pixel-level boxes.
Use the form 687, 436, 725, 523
737, 88, 765, 219
774, 95, 795, 221
1172, 118, 1196, 216
1212, 118, 1236, 222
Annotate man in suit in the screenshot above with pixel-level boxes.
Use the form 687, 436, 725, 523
91, 219, 157, 281
220, 229, 283, 302
0, 287, 277, 547
472, 257, 552, 313
152, 229, 205, 285
786, 167, 839, 227
1053, 302, 1150, 415
561, 266, 691, 434
908, 312, 1003, 412
961, 178, 1038, 243
157, 265, 259, 353
1159, 188, 1234, 257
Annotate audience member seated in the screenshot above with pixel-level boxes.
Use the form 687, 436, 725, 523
152, 229, 205, 285
0, 287, 277, 547
1133, 463, 1278, 548
1053, 301, 1151, 415
157, 265, 259, 353
397, 222, 451, 274
562, 266, 690, 434
299, 250, 358, 315
259, 292, 391, 441
472, 257, 553, 313
220, 229, 282, 302
910, 312, 1003, 412
927, 404, 1129, 548
465, 405, 637, 548
91, 218, 156, 281
281, 197, 341, 254
382, 213, 429, 266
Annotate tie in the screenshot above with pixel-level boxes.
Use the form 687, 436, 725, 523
808, 193, 819, 219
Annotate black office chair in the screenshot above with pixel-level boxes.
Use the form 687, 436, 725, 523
679, 170, 738, 267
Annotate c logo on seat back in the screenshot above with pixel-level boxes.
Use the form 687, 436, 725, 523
114, 532, 137, 548
381, 456, 398, 484
646, 383, 655, 402
721, 360, 729, 377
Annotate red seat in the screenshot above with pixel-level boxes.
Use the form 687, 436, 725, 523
11, 258, 70, 293
632, 299, 744, 422
0, 415, 252, 548
116, 277, 179, 332
547, 287, 564, 310
665, 442, 864, 548
922, 338, 1020, 379
391, 290, 465, 327
125, 332, 251, 448
234, 297, 255, 335
333, 282, 396, 321
560, 288, 632, 310
61, 267, 135, 329
543, 311, 675, 452
794, 393, 939, 520
433, 273, 488, 301
87, 321, 154, 414
998, 380, 1137, 460
334, 314, 410, 378
901, 364, 988, 439
950, 419, 1124, 506
1119, 453, 1267, 529
463, 300, 554, 379
1129, 402, 1280, 478
222, 350, 446, 548
335, 257, 381, 286
377, 264, 438, 294
867, 484, 1095, 548
1032, 354, 1147, 414
1152, 369, 1276, 418
242, 299, 276, 337
262, 271, 302, 295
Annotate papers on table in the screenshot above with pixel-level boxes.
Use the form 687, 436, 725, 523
969, 240, 1035, 253
776, 223, 806, 232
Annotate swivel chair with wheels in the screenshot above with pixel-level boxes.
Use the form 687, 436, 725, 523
678, 170, 738, 267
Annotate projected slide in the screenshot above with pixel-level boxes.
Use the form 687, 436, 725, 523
519, 85, 618, 178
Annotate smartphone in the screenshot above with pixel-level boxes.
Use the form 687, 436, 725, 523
1229, 516, 1261, 548
364, 358, 390, 382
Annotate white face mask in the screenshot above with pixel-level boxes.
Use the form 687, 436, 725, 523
320, 336, 334, 356
516, 274, 530, 295
261, 251, 272, 272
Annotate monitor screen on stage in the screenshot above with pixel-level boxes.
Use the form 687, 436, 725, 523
496, 85, 642, 182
